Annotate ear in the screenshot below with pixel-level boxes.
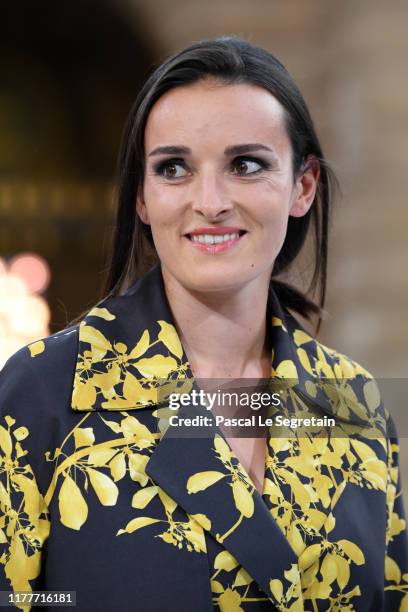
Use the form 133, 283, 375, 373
289, 156, 320, 218
136, 187, 150, 225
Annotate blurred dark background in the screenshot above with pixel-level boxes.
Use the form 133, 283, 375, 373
1, 0, 155, 334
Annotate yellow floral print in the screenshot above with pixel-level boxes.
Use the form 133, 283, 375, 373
0, 416, 50, 611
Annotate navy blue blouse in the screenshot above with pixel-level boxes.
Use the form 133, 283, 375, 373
0, 263, 407, 611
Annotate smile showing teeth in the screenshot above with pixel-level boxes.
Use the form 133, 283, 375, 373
190, 232, 240, 244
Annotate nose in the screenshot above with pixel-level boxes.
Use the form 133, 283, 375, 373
191, 170, 233, 219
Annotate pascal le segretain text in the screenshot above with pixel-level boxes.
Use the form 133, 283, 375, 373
168, 414, 336, 428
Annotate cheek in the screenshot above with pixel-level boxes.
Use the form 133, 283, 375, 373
142, 182, 178, 230
255, 190, 291, 230
251, 189, 292, 256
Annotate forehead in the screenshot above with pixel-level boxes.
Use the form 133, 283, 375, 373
144, 80, 288, 150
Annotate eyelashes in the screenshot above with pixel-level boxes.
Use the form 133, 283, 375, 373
230, 157, 272, 176
152, 156, 272, 180
152, 158, 185, 179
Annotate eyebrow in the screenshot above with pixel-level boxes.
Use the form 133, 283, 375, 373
147, 143, 275, 157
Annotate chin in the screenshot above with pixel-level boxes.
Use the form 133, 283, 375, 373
179, 265, 259, 294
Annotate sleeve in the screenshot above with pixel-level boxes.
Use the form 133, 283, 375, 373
384, 417, 408, 611
0, 349, 51, 611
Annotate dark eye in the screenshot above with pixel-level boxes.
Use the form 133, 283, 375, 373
231, 157, 266, 176
155, 159, 187, 179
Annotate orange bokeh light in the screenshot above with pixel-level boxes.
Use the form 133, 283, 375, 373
0, 253, 52, 369
10, 252, 51, 294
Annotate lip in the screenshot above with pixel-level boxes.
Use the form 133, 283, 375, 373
184, 227, 247, 254
186, 226, 246, 237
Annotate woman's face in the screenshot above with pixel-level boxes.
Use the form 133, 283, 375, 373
137, 79, 318, 296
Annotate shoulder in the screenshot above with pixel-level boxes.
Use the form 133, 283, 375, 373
287, 314, 376, 381
315, 338, 376, 380
1, 323, 79, 380
283, 314, 392, 426
313, 340, 399, 443
0, 324, 80, 417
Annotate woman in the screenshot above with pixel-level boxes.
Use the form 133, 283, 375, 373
0, 36, 407, 612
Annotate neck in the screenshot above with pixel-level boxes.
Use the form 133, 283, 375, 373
161, 265, 272, 379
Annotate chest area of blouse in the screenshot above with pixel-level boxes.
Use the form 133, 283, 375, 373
37, 407, 389, 611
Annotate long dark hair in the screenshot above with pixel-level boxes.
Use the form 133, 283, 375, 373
103, 36, 338, 333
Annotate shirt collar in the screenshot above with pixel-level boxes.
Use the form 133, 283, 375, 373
70, 261, 378, 427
